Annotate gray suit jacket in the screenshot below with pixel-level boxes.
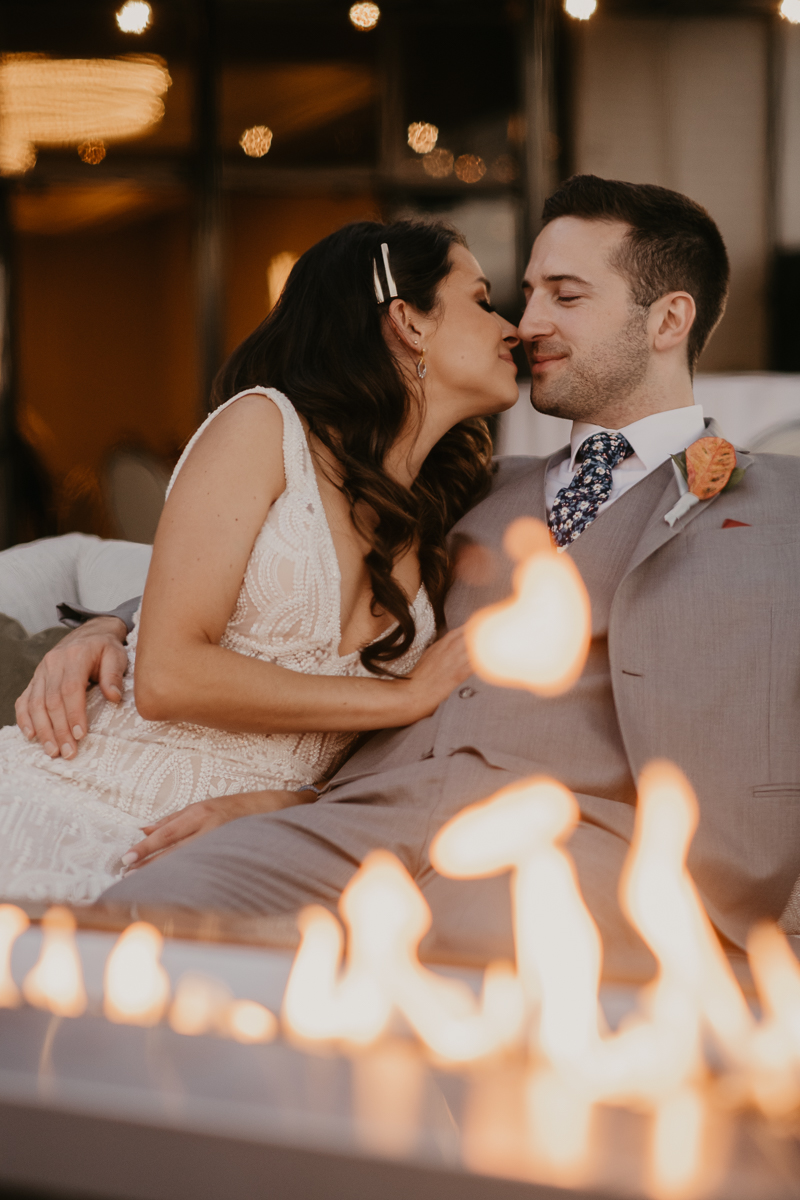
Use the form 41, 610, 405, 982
336, 428, 800, 951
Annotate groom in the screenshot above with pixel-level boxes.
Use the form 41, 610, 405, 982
19, 176, 800, 978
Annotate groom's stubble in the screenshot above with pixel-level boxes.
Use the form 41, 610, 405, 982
529, 305, 651, 425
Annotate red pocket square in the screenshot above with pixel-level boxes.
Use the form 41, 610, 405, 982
722, 519, 751, 529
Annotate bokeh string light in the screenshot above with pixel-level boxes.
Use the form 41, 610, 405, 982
239, 125, 273, 157
22, 907, 87, 1018
115, 1, 152, 34
407, 122, 438, 155
422, 147, 453, 178
780, 0, 800, 22
78, 140, 105, 164
564, 0, 597, 18
455, 154, 487, 184
348, 2, 381, 31
490, 154, 518, 183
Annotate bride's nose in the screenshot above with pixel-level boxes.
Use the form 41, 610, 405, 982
498, 314, 520, 349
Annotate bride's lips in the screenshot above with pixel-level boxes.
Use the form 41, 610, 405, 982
499, 351, 518, 371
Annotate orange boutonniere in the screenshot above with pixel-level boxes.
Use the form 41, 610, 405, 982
664, 436, 746, 527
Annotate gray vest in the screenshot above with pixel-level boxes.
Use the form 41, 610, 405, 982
345, 457, 672, 806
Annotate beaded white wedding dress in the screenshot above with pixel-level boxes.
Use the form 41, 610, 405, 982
0, 389, 435, 904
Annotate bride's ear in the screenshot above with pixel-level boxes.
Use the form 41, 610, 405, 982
385, 298, 425, 354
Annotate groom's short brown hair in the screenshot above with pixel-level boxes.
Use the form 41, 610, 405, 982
542, 175, 729, 373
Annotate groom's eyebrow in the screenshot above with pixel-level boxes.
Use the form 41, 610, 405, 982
544, 273, 593, 287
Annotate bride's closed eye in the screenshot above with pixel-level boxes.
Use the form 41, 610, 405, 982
478, 298, 494, 313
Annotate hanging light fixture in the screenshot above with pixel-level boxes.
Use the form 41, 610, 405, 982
564, 0, 597, 18
780, 0, 800, 22
116, 1, 152, 34
0, 55, 171, 176
407, 123, 438, 155
239, 126, 273, 157
349, 3, 380, 31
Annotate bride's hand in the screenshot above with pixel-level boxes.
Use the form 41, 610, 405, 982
390, 626, 473, 725
123, 788, 315, 869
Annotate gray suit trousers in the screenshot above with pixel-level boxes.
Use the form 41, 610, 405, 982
102, 750, 655, 982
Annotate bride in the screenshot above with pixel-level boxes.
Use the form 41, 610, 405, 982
2, 218, 520, 904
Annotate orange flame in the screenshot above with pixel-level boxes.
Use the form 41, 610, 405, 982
465, 517, 591, 696
104, 922, 170, 1026
432, 776, 601, 1065
282, 851, 524, 1061
744, 922, 800, 1116
432, 763, 752, 1111
620, 762, 753, 1064
351, 1039, 426, 1157
23, 907, 87, 1018
169, 972, 233, 1037
168, 973, 277, 1042
525, 1067, 595, 1186
0, 905, 29, 1008
224, 999, 278, 1043
648, 1086, 707, 1200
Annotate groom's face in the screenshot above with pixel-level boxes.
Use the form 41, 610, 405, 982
519, 216, 651, 425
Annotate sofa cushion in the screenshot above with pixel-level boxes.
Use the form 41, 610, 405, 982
0, 614, 67, 727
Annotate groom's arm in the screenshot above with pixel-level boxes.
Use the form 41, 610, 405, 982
57, 595, 140, 634
15, 602, 136, 759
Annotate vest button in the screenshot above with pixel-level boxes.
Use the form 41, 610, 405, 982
458, 686, 476, 699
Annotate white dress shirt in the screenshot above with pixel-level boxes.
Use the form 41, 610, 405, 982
544, 405, 707, 519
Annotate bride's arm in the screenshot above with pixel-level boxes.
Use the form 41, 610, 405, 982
135, 395, 468, 734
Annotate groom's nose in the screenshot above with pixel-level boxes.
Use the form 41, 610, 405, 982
517, 290, 557, 344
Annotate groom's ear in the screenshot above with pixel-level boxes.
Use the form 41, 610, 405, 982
651, 291, 696, 356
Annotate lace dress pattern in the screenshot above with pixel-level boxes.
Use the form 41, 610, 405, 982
0, 388, 436, 904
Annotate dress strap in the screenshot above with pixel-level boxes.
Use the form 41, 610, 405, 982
166, 386, 310, 499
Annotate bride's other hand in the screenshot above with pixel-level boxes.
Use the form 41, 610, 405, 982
122, 787, 316, 869
15, 617, 128, 760
390, 626, 472, 725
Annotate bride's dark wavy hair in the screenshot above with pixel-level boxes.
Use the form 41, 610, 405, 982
211, 219, 494, 675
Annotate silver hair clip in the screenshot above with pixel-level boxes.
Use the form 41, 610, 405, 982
372, 259, 384, 304
373, 242, 398, 303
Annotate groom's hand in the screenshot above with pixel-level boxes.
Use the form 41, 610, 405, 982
16, 616, 128, 759
123, 788, 317, 869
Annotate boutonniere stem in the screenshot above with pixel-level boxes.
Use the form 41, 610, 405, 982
664, 437, 745, 528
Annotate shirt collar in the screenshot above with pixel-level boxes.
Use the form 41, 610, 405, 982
568, 405, 706, 473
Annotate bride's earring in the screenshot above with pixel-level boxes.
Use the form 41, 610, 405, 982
416, 349, 427, 380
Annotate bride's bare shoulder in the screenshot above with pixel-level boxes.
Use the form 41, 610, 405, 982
168, 392, 287, 507
203, 391, 285, 442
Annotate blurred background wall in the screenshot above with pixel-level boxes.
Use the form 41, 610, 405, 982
0, 0, 798, 548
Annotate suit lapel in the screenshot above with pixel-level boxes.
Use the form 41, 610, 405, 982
624, 418, 754, 579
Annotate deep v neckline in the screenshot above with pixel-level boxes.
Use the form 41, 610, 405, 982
292, 407, 425, 662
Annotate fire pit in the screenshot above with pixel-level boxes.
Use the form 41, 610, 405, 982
2, 518, 799, 1199
0, 917, 798, 1200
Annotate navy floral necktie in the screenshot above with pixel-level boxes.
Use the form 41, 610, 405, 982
548, 432, 635, 548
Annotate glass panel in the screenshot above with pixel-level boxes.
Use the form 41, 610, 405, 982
399, 7, 522, 195
221, 64, 379, 167
13, 189, 195, 537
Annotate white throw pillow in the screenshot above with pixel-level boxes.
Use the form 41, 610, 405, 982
0, 534, 151, 634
